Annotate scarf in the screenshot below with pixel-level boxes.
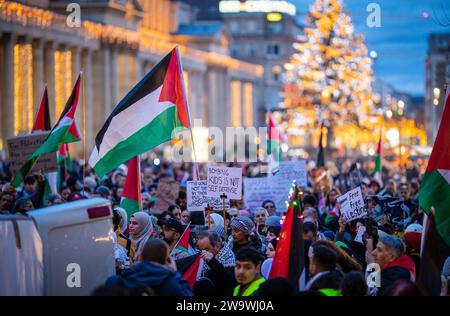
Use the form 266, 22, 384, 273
130, 212, 154, 262
202, 242, 236, 275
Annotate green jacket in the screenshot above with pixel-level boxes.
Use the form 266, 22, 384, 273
233, 277, 265, 296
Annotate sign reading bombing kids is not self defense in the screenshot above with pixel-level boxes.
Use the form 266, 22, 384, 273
337, 186, 367, 222
206, 165, 242, 200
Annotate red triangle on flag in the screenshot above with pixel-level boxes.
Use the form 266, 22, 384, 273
159, 47, 191, 129
32, 86, 51, 132
182, 254, 202, 289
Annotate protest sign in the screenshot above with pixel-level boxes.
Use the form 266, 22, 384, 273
6, 132, 58, 174
354, 226, 366, 244
337, 186, 366, 222
244, 177, 272, 211
367, 196, 410, 231
243, 160, 307, 212
187, 180, 230, 211
154, 176, 180, 213
206, 165, 242, 200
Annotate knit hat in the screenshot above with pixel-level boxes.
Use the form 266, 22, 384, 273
405, 224, 423, 234
230, 216, 255, 235
265, 216, 281, 228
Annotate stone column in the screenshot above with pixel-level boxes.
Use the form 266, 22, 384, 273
110, 45, 119, 106
1, 33, 16, 140
32, 38, 44, 115
71, 46, 81, 81
81, 48, 94, 154
44, 41, 56, 123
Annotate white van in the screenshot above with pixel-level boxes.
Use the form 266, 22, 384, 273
0, 215, 44, 296
0, 198, 116, 296
29, 198, 116, 296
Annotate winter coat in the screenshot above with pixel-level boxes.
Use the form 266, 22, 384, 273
106, 261, 193, 296
371, 255, 415, 296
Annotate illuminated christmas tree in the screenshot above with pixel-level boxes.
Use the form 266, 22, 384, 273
282, 0, 375, 152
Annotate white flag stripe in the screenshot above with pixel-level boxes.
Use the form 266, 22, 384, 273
89, 86, 175, 167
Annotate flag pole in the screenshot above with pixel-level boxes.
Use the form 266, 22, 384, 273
175, 45, 199, 180
81, 69, 86, 186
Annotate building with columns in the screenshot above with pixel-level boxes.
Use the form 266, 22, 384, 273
0, 0, 264, 158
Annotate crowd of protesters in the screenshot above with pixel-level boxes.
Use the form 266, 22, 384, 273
0, 154, 449, 297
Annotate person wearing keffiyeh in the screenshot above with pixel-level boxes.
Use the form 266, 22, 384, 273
196, 231, 237, 296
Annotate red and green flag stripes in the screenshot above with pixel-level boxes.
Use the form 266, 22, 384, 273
419, 87, 450, 248
120, 156, 142, 219
173, 224, 195, 254
373, 127, 383, 186
175, 252, 203, 289
269, 189, 305, 291
11, 73, 82, 187
267, 112, 287, 161
89, 47, 192, 178
31, 86, 51, 132
316, 122, 325, 168
418, 87, 450, 295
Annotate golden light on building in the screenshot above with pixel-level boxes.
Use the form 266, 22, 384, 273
231, 80, 241, 127
267, 12, 283, 22
243, 83, 253, 126
386, 110, 393, 118
14, 43, 33, 135
54, 49, 72, 117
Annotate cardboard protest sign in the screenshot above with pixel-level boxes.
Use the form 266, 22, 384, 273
354, 226, 366, 244
243, 160, 307, 212
206, 165, 242, 200
187, 180, 230, 211
6, 132, 58, 174
153, 176, 180, 213
243, 177, 272, 211
337, 186, 366, 222
367, 196, 410, 231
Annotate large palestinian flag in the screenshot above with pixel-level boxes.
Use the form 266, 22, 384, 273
373, 127, 383, 186
89, 47, 191, 178
418, 87, 450, 295
11, 74, 82, 187
175, 252, 203, 289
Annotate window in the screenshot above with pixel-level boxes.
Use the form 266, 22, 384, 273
267, 44, 280, 56
229, 21, 239, 34
230, 44, 239, 57
268, 22, 283, 33
247, 20, 258, 33
248, 44, 256, 57
272, 66, 282, 82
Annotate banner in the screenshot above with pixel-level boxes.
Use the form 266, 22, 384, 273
6, 132, 58, 175
187, 180, 230, 211
206, 165, 242, 200
337, 186, 366, 222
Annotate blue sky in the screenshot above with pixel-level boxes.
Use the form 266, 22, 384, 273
290, 0, 450, 96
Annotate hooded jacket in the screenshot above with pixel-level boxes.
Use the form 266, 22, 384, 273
372, 255, 415, 296
106, 261, 192, 296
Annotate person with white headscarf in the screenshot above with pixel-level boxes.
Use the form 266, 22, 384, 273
129, 211, 156, 262
206, 213, 225, 240
114, 207, 128, 233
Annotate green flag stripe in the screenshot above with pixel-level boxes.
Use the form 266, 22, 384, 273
92, 107, 186, 178
120, 197, 140, 219
419, 170, 450, 247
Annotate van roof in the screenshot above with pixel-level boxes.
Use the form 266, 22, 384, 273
28, 198, 112, 232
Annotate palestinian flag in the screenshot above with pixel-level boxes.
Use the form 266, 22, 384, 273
120, 156, 141, 219
173, 224, 195, 255
31, 86, 51, 132
418, 87, 450, 295
269, 189, 305, 291
316, 122, 325, 168
373, 127, 383, 186
11, 73, 82, 187
175, 252, 203, 289
89, 47, 192, 178
58, 144, 74, 173
267, 112, 287, 160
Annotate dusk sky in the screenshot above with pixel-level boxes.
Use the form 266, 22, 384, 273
291, 0, 450, 97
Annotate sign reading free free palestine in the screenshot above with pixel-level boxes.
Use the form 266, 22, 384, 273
337, 186, 367, 222
206, 165, 242, 200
